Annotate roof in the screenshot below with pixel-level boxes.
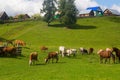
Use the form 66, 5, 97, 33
79, 10, 92, 14
106, 9, 120, 15
87, 6, 103, 12
0, 11, 5, 18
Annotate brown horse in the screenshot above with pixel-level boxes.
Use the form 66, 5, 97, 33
3, 46, 17, 56
40, 46, 48, 52
88, 48, 94, 54
112, 47, 120, 63
29, 52, 38, 65
45, 51, 58, 63
97, 48, 115, 64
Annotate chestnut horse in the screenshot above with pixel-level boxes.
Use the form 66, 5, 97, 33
97, 48, 115, 64
45, 51, 58, 63
3, 46, 17, 56
112, 47, 120, 63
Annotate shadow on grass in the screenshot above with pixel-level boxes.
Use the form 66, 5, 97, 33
49, 24, 97, 29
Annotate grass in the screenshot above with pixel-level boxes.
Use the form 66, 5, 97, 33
0, 16, 120, 80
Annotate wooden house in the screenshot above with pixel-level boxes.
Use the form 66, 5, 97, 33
103, 9, 120, 16
79, 10, 94, 17
87, 6, 103, 16
0, 11, 9, 20
14, 14, 30, 20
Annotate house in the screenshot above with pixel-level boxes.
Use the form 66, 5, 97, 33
87, 6, 103, 16
14, 14, 30, 20
0, 11, 9, 20
79, 10, 94, 17
103, 9, 120, 16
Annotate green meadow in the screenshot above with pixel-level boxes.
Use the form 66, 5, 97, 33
0, 16, 120, 80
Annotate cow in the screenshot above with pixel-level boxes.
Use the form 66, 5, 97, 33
29, 52, 38, 65
45, 51, 59, 63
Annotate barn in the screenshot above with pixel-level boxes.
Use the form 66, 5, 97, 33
79, 10, 94, 17
0, 11, 9, 21
87, 6, 103, 16
103, 9, 120, 16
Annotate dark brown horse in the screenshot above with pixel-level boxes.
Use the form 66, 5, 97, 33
112, 47, 120, 63
97, 48, 115, 64
88, 48, 94, 54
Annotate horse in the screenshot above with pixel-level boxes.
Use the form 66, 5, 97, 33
40, 46, 48, 52
3, 46, 17, 56
80, 47, 88, 55
14, 40, 26, 47
88, 48, 94, 54
112, 47, 120, 63
59, 46, 66, 57
97, 48, 115, 64
29, 52, 38, 65
45, 51, 59, 63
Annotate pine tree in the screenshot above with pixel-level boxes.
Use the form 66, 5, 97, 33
41, 0, 57, 26
58, 0, 78, 28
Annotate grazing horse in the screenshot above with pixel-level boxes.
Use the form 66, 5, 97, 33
112, 47, 120, 63
45, 51, 59, 63
29, 52, 38, 65
88, 48, 94, 54
59, 46, 66, 57
14, 40, 26, 47
65, 49, 77, 57
97, 48, 115, 64
80, 47, 88, 55
40, 46, 48, 52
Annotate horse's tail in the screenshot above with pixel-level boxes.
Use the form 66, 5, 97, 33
111, 53, 115, 64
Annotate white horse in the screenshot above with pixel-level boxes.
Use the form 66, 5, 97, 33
59, 46, 65, 57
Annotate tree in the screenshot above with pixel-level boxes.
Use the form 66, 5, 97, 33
41, 0, 57, 26
58, 0, 78, 28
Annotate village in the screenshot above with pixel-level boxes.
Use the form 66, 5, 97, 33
0, 6, 120, 23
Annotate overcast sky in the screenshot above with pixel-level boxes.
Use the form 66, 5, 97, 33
0, 0, 120, 16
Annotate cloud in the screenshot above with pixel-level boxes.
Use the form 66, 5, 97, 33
0, 0, 44, 16
111, 4, 120, 12
75, 0, 99, 11
0, 0, 120, 16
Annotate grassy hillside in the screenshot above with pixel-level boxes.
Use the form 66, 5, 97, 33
0, 16, 120, 80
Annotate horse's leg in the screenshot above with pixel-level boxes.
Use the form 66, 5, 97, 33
56, 57, 58, 63
111, 54, 115, 64
104, 58, 107, 64
108, 58, 110, 64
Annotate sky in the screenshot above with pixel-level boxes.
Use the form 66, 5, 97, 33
0, 0, 120, 16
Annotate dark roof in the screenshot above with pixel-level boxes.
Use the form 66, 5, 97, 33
87, 6, 103, 12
